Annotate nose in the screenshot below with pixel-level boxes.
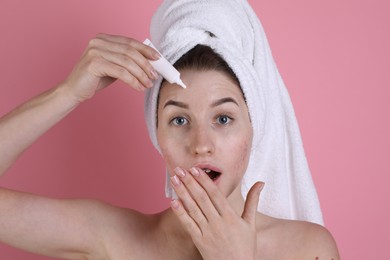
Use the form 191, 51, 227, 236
190, 125, 215, 156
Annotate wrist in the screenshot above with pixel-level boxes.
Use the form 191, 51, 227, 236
55, 82, 84, 107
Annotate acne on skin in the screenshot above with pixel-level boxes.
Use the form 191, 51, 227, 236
156, 69, 253, 198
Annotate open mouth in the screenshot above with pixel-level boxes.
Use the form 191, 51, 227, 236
202, 168, 221, 182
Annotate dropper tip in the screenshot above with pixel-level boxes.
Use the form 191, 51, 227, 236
177, 79, 187, 89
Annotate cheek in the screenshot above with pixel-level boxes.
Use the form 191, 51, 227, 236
158, 134, 184, 172
240, 137, 252, 163
229, 133, 252, 177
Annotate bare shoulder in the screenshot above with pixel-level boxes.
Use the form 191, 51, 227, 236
296, 221, 340, 260
257, 214, 340, 260
90, 199, 152, 231
88, 200, 156, 251
71, 199, 164, 260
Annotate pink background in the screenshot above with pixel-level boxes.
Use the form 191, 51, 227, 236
0, 0, 389, 259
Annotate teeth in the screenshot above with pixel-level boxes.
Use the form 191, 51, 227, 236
203, 169, 211, 173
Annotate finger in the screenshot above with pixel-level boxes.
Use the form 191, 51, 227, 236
122, 48, 159, 81
188, 167, 234, 217
170, 199, 202, 238
97, 49, 153, 88
241, 182, 264, 225
94, 57, 146, 91
89, 37, 159, 81
95, 33, 161, 60
170, 174, 208, 229
174, 167, 220, 221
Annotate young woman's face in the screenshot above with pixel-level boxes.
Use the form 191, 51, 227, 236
157, 69, 253, 197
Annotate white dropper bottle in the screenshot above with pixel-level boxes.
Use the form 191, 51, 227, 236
143, 39, 186, 89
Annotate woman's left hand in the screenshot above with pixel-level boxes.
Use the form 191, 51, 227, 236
169, 167, 264, 260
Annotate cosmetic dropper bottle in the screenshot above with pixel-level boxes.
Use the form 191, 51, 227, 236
143, 39, 186, 89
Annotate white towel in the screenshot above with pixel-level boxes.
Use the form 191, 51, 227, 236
144, 0, 323, 225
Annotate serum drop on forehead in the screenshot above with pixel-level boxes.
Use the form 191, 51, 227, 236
143, 39, 186, 89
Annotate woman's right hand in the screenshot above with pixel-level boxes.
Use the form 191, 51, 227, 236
63, 33, 161, 103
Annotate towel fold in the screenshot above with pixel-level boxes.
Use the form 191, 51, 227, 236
144, 0, 323, 225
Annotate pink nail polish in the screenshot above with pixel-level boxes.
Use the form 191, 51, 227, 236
150, 69, 159, 80
190, 167, 200, 177
147, 80, 153, 88
153, 51, 161, 60
259, 182, 265, 192
171, 199, 180, 209
170, 175, 181, 186
174, 167, 186, 177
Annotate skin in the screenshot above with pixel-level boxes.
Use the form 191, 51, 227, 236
157, 70, 259, 259
157, 70, 253, 200
0, 34, 340, 259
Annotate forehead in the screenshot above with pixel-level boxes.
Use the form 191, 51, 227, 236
158, 69, 244, 106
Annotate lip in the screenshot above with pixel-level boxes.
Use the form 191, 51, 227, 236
193, 163, 222, 184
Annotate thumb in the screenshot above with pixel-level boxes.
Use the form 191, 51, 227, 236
241, 182, 264, 225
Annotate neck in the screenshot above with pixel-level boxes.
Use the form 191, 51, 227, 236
159, 209, 202, 259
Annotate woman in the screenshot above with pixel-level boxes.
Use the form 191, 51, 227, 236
0, 1, 339, 260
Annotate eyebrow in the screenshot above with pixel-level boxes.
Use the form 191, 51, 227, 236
211, 97, 239, 107
163, 100, 189, 109
163, 97, 239, 109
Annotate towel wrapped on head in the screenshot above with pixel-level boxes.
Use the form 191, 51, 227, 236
144, 0, 323, 225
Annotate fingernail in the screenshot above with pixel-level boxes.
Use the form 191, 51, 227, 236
147, 80, 153, 88
153, 51, 161, 59
171, 199, 180, 209
150, 69, 159, 80
136, 83, 145, 91
190, 167, 200, 177
170, 175, 181, 186
259, 182, 265, 192
174, 167, 186, 178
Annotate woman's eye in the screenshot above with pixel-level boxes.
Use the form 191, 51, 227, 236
217, 115, 232, 125
171, 117, 188, 126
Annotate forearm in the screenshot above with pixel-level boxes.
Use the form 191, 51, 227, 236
0, 83, 79, 175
